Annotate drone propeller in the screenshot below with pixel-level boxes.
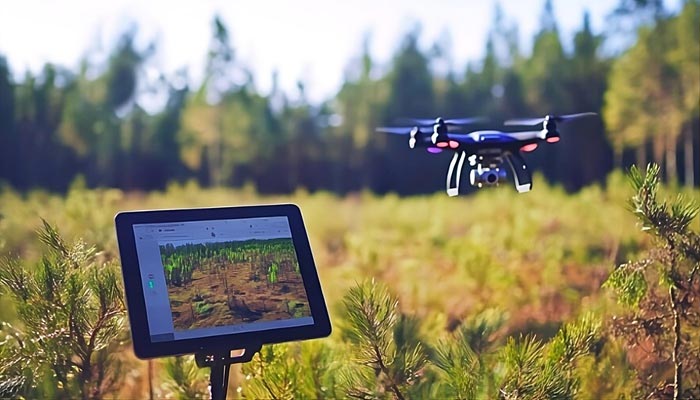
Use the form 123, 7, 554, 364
399, 116, 486, 126
375, 127, 415, 135
446, 132, 475, 140
376, 126, 427, 149
504, 112, 597, 126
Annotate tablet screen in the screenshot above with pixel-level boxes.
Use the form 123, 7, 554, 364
133, 217, 313, 343
116, 204, 331, 358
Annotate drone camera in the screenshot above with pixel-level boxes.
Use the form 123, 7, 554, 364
470, 167, 507, 188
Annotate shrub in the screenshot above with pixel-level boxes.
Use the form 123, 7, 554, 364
0, 220, 125, 399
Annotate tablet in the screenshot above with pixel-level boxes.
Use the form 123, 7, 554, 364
115, 204, 331, 359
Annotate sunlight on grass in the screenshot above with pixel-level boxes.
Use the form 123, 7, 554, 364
1, 176, 696, 398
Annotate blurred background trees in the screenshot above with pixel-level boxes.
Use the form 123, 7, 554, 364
605, 0, 699, 187
0, 1, 697, 194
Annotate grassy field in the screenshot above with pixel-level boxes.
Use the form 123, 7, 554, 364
0, 173, 697, 398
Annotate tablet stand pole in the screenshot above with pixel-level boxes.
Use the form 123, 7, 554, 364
195, 344, 262, 400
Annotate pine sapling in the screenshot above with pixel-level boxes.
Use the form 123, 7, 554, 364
338, 280, 428, 400
0, 219, 126, 399
604, 164, 700, 399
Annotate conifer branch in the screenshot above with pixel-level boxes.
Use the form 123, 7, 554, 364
339, 280, 418, 400
606, 164, 700, 399
0, 220, 125, 399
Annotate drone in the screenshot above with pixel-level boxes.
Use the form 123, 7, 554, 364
376, 112, 597, 196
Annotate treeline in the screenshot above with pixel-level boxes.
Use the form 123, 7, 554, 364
0, 0, 697, 194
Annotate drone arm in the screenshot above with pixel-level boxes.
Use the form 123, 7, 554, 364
504, 151, 532, 193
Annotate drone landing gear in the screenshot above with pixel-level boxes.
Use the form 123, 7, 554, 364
445, 149, 532, 195
446, 151, 467, 196
195, 343, 262, 400
504, 152, 532, 193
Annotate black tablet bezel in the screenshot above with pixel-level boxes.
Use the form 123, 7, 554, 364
115, 204, 331, 359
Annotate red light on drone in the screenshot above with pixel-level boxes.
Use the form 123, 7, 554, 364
449, 140, 459, 149
436, 141, 449, 148
520, 143, 538, 152
546, 136, 560, 143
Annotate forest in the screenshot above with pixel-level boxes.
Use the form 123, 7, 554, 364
0, 1, 697, 195
0, 0, 699, 399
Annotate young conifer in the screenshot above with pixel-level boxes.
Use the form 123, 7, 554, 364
0, 219, 125, 399
498, 314, 600, 400
604, 164, 700, 399
161, 355, 209, 399
338, 280, 429, 400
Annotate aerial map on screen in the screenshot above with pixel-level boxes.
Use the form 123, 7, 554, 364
159, 236, 311, 331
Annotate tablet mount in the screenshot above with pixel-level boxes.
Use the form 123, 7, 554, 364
195, 343, 262, 400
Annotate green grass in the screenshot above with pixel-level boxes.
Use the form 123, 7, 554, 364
0, 172, 697, 398
0, 174, 650, 326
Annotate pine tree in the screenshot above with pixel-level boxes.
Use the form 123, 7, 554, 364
498, 314, 600, 400
337, 280, 429, 400
239, 341, 342, 399
161, 355, 209, 399
604, 164, 700, 399
0, 219, 126, 399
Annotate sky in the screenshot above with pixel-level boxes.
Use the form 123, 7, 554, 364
0, 0, 682, 103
